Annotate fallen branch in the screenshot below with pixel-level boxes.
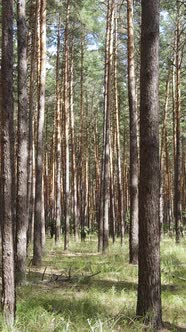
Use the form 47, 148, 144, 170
42, 267, 47, 281
46, 270, 101, 284
86, 271, 101, 279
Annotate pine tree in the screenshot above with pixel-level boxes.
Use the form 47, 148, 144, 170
127, 0, 139, 264
33, 0, 46, 266
1, 0, 16, 325
136, 0, 162, 329
16, 0, 29, 285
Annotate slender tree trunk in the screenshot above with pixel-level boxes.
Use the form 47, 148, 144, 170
109, 132, 116, 243
49, 137, 56, 238
94, 120, 101, 241
160, 73, 170, 237
55, 19, 62, 245
44, 116, 50, 231
79, 33, 85, 241
16, 0, 29, 285
84, 131, 89, 232
1, 0, 16, 325
165, 134, 174, 232
33, 0, 46, 265
41, 173, 46, 248
136, 1, 162, 329
172, 37, 176, 168
64, 0, 70, 251
27, 0, 37, 247
127, 0, 139, 264
69, 49, 79, 241
114, 12, 125, 246
122, 129, 128, 235
99, 0, 114, 253
174, 1, 181, 243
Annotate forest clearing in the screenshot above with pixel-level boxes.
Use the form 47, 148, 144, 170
0, 0, 186, 331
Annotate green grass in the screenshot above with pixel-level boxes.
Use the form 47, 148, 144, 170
0, 236, 186, 331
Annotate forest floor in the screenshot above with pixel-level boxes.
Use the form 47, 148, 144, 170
0, 236, 186, 332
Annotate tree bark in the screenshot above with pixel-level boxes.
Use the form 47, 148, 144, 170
127, 0, 139, 264
64, 0, 70, 251
1, 0, 16, 326
16, 0, 29, 285
136, 0, 162, 329
27, 0, 38, 247
99, 0, 114, 253
69, 47, 79, 241
114, 12, 125, 247
160, 72, 170, 237
55, 19, 62, 245
33, 0, 46, 266
80, 35, 85, 241
174, 1, 181, 244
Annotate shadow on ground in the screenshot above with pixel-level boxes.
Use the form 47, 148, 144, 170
164, 321, 186, 332
26, 269, 182, 295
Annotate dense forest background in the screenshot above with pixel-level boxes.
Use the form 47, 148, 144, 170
0, 0, 186, 331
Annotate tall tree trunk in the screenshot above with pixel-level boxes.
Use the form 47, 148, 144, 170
174, 1, 181, 243
165, 133, 174, 232
99, 0, 114, 253
114, 12, 125, 246
49, 136, 56, 238
160, 72, 170, 237
84, 126, 89, 232
33, 0, 46, 265
55, 19, 62, 245
64, 0, 70, 251
41, 173, 46, 248
127, 0, 139, 264
27, 0, 37, 247
109, 131, 116, 243
80, 35, 85, 241
69, 48, 79, 241
16, 0, 29, 285
1, 0, 16, 325
136, 1, 162, 329
94, 120, 101, 242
